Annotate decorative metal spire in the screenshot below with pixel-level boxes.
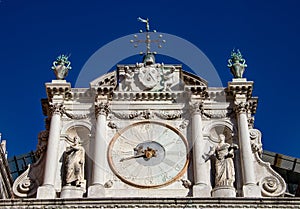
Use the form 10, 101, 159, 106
130, 17, 165, 58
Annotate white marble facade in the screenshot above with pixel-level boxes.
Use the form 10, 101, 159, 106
12, 57, 286, 199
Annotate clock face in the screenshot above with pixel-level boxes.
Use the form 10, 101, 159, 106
108, 121, 189, 188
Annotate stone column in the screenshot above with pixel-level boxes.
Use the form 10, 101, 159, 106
88, 102, 109, 197
191, 102, 211, 197
235, 102, 261, 197
37, 103, 63, 199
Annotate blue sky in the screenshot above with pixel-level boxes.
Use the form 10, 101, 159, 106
0, 0, 299, 158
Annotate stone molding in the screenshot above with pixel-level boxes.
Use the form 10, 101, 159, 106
45, 81, 72, 101
1, 197, 300, 208
112, 91, 183, 101
227, 80, 253, 98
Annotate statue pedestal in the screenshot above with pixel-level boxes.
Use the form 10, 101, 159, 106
87, 184, 105, 198
193, 183, 212, 197
60, 186, 85, 198
37, 185, 57, 199
243, 184, 261, 197
212, 186, 236, 197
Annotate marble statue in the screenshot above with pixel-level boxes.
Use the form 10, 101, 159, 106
124, 67, 135, 91
64, 136, 85, 187
211, 134, 238, 187
162, 66, 175, 91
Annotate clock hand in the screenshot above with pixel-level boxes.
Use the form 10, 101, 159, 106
120, 147, 157, 162
120, 153, 145, 162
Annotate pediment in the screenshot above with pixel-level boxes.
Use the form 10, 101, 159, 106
90, 71, 117, 88
89, 64, 207, 93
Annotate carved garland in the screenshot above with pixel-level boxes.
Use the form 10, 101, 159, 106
111, 111, 140, 119
63, 110, 89, 120
153, 111, 182, 120
202, 109, 233, 119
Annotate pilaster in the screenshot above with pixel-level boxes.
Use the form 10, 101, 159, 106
88, 100, 110, 198
37, 80, 71, 199
228, 79, 261, 197
190, 100, 212, 197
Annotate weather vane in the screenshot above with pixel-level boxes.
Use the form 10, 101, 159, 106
130, 17, 166, 55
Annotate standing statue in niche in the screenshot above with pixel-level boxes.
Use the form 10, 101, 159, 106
209, 134, 238, 187
64, 136, 85, 187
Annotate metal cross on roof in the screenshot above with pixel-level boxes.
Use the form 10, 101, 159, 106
130, 17, 166, 55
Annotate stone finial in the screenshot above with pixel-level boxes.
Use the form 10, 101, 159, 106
227, 49, 247, 78
51, 54, 72, 80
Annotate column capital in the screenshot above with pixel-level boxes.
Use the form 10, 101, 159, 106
49, 103, 64, 116
95, 102, 110, 117
234, 98, 258, 115
234, 101, 249, 114
190, 101, 204, 115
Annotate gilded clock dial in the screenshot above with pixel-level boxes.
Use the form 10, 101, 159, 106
108, 121, 189, 188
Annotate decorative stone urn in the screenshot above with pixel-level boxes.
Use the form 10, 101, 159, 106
227, 49, 247, 78
51, 54, 72, 80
